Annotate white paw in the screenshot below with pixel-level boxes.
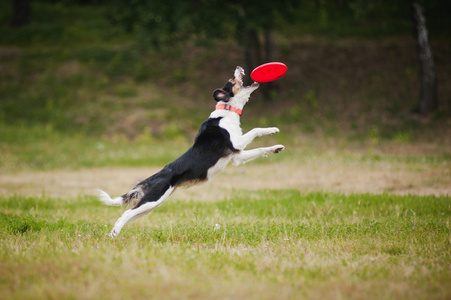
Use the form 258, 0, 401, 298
256, 127, 279, 137
110, 228, 119, 239
272, 144, 285, 153
267, 127, 280, 135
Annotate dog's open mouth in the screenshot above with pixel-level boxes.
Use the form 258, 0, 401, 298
234, 66, 259, 89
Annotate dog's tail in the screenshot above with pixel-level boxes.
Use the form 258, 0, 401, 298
97, 189, 124, 206
97, 184, 146, 207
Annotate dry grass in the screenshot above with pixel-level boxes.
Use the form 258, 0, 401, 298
2, 241, 448, 300
1, 149, 449, 199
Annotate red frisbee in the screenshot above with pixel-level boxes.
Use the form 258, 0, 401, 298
251, 62, 287, 83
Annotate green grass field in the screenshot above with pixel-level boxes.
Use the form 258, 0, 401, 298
1, 191, 450, 299
1, 2, 450, 299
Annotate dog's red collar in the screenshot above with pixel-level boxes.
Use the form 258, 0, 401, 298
215, 104, 243, 116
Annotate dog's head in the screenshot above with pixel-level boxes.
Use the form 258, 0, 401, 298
212, 66, 259, 107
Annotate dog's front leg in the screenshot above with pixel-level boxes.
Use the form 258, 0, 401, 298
232, 145, 284, 166
235, 127, 280, 149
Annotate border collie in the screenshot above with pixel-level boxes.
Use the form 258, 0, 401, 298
98, 66, 284, 238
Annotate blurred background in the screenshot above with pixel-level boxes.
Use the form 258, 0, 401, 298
0, 0, 450, 172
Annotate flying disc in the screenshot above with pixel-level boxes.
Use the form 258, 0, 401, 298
251, 62, 287, 83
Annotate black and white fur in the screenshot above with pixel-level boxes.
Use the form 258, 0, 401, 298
98, 66, 284, 238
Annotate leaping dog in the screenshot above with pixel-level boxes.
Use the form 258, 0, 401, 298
98, 66, 285, 238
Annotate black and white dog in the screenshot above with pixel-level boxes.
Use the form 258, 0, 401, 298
98, 66, 284, 238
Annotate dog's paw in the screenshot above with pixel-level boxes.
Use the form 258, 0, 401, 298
110, 228, 119, 239
256, 127, 279, 137
272, 144, 285, 153
267, 127, 280, 135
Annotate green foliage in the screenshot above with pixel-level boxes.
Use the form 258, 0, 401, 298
277, 0, 450, 38
108, 0, 300, 49
0, 2, 119, 46
106, 0, 450, 49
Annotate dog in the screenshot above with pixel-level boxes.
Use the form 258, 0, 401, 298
98, 66, 285, 238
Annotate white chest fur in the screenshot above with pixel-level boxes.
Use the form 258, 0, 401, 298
219, 116, 244, 150
206, 156, 233, 181
210, 111, 243, 148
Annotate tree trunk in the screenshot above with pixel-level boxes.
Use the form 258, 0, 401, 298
243, 29, 277, 101
264, 29, 273, 63
10, 0, 32, 28
263, 29, 278, 101
244, 29, 263, 74
411, 1, 438, 115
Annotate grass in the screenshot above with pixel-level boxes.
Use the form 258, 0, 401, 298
0, 122, 193, 171
0, 191, 450, 299
2, 119, 450, 173
0, 2, 450, 298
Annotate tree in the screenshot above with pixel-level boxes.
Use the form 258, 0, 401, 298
10, 0, 31, 28
410, 1, 438, 115
347, 0, 439, 115
109, 0, 299, 100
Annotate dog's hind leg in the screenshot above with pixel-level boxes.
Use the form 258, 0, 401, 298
110, 186, 175, 238
232, 145, 285, 166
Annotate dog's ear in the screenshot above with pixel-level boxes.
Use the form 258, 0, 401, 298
212, 89, 230, 102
